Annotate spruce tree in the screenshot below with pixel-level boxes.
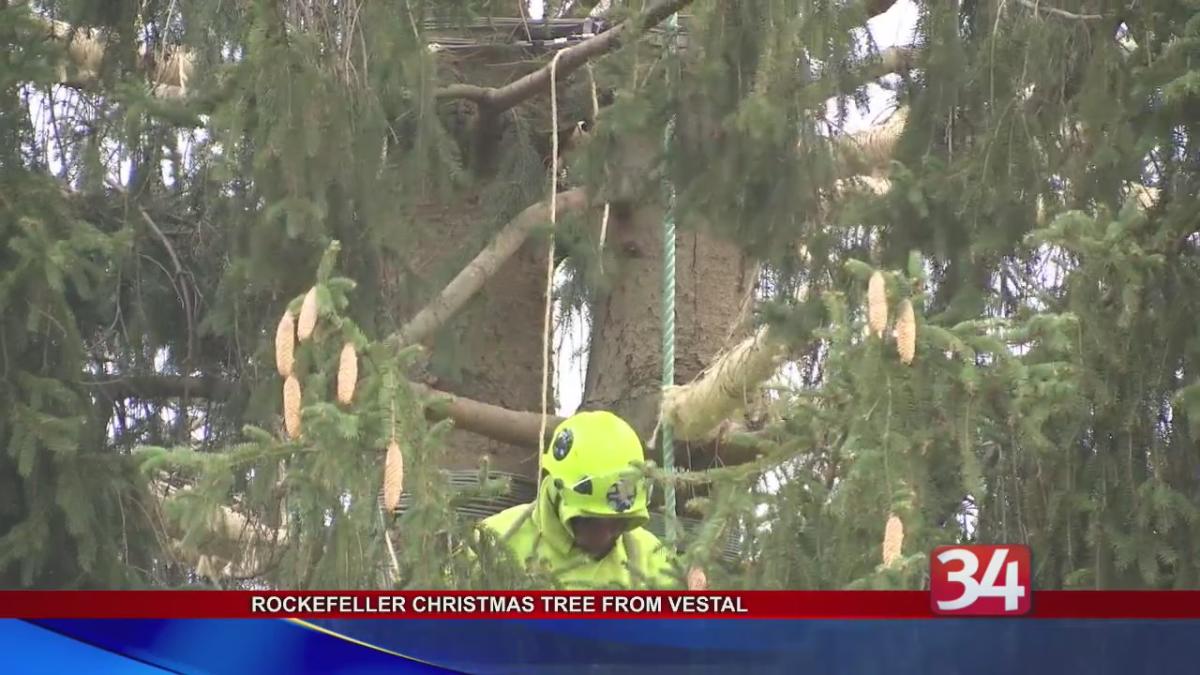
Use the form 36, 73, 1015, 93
1, 0, 1198, 591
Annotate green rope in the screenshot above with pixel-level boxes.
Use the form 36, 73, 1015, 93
660, 10, 680, 547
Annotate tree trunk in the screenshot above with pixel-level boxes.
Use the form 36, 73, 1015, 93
387, 42, 582, 484
437, 232, 552, 481
581, 202, 758, 468
390, 194, 552, 483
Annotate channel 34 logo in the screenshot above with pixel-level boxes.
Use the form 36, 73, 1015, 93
930, 545, 1032, 616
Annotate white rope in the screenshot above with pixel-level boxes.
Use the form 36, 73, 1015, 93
384, 402, 400, 581
539, 50, 566, 462
588, 64, 611, 263
384, 529, 401, 580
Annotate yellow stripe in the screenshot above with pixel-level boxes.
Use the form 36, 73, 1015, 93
286, 618, 447, 669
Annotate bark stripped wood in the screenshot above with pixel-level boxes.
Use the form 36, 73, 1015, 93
152, 479, 286, 580
389, 188, 589, 348
669, 181, 1158, 459
830, 105, 908, 177
661, 324, 792, 443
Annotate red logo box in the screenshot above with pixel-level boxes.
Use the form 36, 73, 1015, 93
930, 545, 1032, 616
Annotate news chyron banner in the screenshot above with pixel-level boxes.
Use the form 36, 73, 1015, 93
4, 545, 1200, 674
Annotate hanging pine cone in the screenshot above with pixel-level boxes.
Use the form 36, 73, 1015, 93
382, 439, 404, 511
297, 287, 319, 341
882, 513, 904, 568
867, 271, 888, 337
283, 375, 302, 439
336, 342, 357, 405
895, 298, 916, 365
275, 311, 295, 377
687, 566, 708, 591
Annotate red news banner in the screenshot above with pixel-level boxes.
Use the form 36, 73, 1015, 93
1, 589, 1199, 619
1, 547, 1198, 619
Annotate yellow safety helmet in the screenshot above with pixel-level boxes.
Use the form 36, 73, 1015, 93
542, 411, 650, 530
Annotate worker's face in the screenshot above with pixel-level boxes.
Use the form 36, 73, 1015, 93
571, 517, 626, 558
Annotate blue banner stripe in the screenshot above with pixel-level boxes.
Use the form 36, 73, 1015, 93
0, 620, 173, 675
27, 619, 453, 674
13, 617, 1200, 674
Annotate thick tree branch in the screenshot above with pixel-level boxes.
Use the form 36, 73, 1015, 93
435, 83, 495, 105
85, 372, 560, 452
858, 46, 918, 89
413, 382, 563, 450
865, 0, 901, 15
435, 0, 696, 111
1015, 0, 1107, 21
85, 374, 237, 401
390, 188, 589, 348
437, 0, 902, 113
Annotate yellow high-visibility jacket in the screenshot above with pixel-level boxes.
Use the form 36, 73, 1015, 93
480, 479, 680, 590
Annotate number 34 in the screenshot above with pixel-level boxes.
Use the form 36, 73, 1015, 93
936, 548, 1027, 612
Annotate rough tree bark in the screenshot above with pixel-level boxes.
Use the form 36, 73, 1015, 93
580, 199, 759, 465
390, 193, 555, 482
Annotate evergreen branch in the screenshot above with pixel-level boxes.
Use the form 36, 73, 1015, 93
95, 369, 769, 464
646, 431, 799, 484
390, 188, 590, 348
140, 209, 197, 365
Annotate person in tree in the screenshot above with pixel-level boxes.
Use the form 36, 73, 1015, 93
480, 411, 681, 589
